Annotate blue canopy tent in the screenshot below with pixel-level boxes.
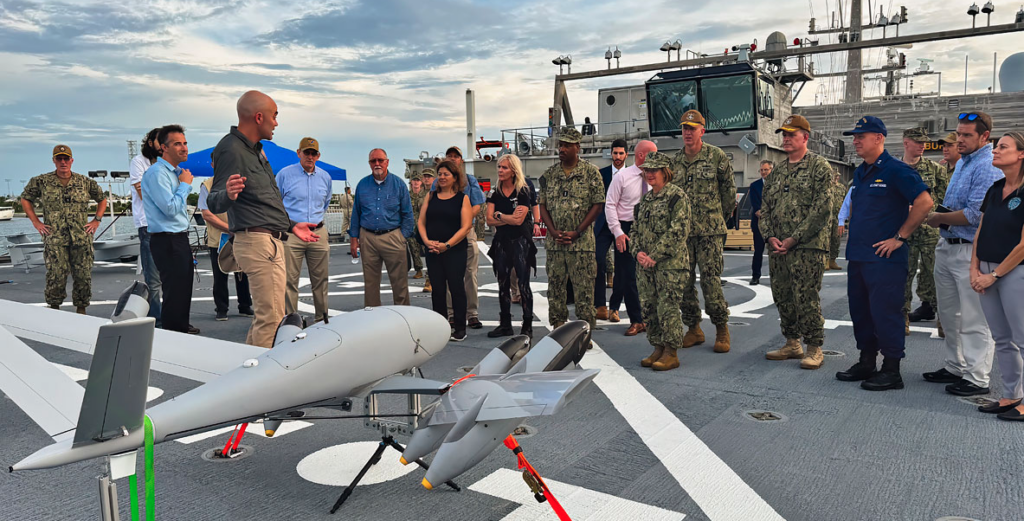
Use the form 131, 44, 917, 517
180, 140, 347, 181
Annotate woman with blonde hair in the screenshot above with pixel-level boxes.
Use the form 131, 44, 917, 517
486, 154, 538, 339
418, 160, 474, 341
970, 131, 1024, 421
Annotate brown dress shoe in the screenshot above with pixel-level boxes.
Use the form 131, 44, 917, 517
596, 306, 609, 321
625, 323, 646, 336
641, 345, 664, 367
713, 323, 730, 353
682, 324, 704, 348
652, 348, 680, 371
608, 310, 620, 323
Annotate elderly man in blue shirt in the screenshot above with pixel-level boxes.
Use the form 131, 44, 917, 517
437, 146, 488, 329
141, 124, 198, 335
923, 111, 1004, 397
834, 117, 932, 391
349, 148, 416, 307
277, 137, 334, 323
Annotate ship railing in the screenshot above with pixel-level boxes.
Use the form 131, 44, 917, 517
499, 121, 651, 156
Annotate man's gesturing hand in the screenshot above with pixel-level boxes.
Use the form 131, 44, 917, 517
226, 174, 246, 201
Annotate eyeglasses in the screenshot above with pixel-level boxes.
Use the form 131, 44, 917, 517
369, 158, 387, 164
54, 156, 72, 162
302, 149, 320, 156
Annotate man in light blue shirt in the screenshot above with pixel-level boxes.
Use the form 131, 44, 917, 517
141, 124, 197, 334
277, 137, 334, 322
924, 111, 1004, 396
349, 148, 416, 307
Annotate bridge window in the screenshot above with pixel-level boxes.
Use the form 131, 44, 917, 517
700, 75, 755, 131
647, 79, 697, 135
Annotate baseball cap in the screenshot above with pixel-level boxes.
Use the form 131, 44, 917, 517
939, 132, 958, 144
641, 151, 672, 170
445, 146, 463, 158
842, 116, 888, 137
557, 126, 583, 144
299, 137, 319, 152
777, 115, 811, 134
421, 168, 436, 177
902, 127, 930, 143
52, 144, 73, 158
410, 170, 423, 181
680, 110, 706, 128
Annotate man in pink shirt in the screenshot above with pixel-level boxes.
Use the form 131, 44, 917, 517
605, 139, 657, 336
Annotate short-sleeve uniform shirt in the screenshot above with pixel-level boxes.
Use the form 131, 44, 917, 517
847, 150, 928, 264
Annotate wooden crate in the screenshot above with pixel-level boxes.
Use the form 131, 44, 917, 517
725, 228, 754, 251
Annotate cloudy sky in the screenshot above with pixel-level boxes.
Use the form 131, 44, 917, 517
1, 0, 1021, 196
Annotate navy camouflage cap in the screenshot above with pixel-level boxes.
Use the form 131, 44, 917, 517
410, 170, 423, 180
557, 126, 583, 144
902, 127, 930, 142
641, 151, 673, 170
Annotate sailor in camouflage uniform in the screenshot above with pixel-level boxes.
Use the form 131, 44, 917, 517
759, 116, 834, 369
408, 170, 426, 278
631, 152, 692, 371
669, 110, 736, 353
20, 145, 108, 313
827, 171, 846, 270
339, 185, 355, 239
419, 169, 436, 292
901, 127, 951, 331
538, 126, 606, 330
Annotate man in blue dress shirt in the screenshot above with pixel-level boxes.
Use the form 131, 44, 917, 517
748, 160, 771, 285
141, 124, 197, 334
923, 111, 1004, 396
349, 148, 416, 307
277, 137, 334, 322
834, 117, 932, 391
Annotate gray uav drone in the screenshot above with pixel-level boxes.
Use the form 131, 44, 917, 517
0, 283, 598, 513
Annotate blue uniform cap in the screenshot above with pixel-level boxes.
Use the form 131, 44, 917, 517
842, 116, 888, 137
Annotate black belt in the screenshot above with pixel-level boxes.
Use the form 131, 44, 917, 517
313, 222, 324, 230
151, 231, 188, 236
365, 227, 398, 235
242, 227, 288, 241
946, 238, 972, 245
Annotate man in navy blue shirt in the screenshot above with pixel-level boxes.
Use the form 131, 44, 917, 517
835, 117, 933, 391
748, 160, 771, 285
349, 148, 416, 307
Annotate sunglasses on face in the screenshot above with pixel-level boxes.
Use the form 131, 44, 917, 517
54, 156, 72, 162
302, 150, 319, 157
369, 158, 387, 164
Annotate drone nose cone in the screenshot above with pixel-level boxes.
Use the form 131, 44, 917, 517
422, 478, 433, 490
399, 456, 409, 465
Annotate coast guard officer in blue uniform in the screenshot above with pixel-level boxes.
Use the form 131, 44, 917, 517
834, 117, 933, 391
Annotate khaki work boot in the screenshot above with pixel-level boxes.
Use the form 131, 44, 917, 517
76, 306, 86, 315
608, 310, 620, 323
596, 306, 609, 321
937, 319, 945, 338
652, 348, 680, 371
607, 274, 614, 288
713, 323, 731, 353
423, 280, 432, 293
551, 321, 565, 330
49, 304, 60, 310
641, 345, 665, 368
904, 314, 910, 336
828, 259, 842, 270
800, 345, 824, 370
413, 270, 423, 279
682, 324, 705, 348
766, 338, 804, 360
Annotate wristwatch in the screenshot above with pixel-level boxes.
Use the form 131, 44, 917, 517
444, 242, 451, 251
895, 233, 908, 242
991, 271, 1002, 280
495, 212, 503, 221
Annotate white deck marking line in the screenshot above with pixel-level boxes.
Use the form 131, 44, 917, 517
528, 291, 783, 520
470, 468, 686, 521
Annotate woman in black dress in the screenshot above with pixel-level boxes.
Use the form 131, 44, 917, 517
485, 154, 537, 339
418, 160, 474, 341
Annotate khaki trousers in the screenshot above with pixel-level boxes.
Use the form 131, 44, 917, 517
284, 231, 331, 321
360, 228, 410, 307
233, 231, 287, 348
447, 228, 480, 319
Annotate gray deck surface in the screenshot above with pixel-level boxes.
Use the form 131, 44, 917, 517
0, 239, 1019, 521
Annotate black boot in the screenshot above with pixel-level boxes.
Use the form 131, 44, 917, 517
520, 323, 533, 341
487, 324, 515, 338
861, 357, 904, 391
836, 350, 879, 382
908, 302, 935, 322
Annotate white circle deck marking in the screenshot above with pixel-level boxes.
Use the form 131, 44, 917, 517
296, 441, 418, 487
